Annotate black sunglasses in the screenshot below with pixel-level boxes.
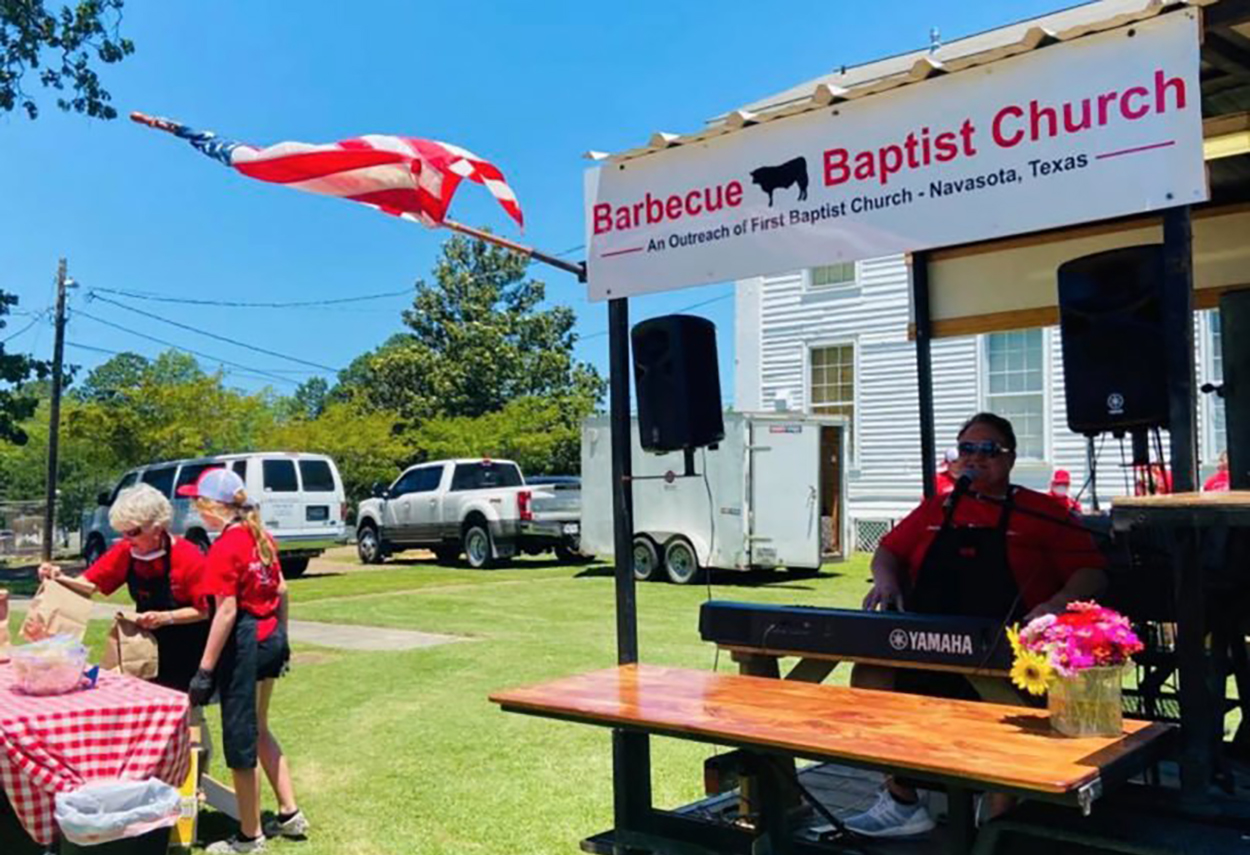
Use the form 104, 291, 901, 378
957, 440, 1012, 458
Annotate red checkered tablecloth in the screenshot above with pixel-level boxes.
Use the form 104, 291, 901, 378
0, 664, 190, 845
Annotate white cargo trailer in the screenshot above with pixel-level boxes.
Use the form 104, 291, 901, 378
580, 411, 848, 583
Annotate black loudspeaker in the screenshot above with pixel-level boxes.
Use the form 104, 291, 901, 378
1220, 289, 1250, 490
631, 315, 725, 453
1058, 245, 1169, 436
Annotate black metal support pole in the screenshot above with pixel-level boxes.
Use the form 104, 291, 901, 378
1162, 206, 1198, 493
607, 296, 652, 849
42, 259, 69, 563
911, 252, 937, 498
608, 297, 638, 664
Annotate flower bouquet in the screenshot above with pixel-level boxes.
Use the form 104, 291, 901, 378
1008, 601, 1143, 737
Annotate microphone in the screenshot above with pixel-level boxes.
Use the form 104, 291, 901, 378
944, 472, 974, 525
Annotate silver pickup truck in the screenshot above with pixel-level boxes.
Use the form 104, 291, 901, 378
354, 459, 581, 568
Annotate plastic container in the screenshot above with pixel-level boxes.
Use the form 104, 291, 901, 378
55, 779, 180, 848
12, 635, 89, 696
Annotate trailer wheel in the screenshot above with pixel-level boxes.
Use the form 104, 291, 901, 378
632, 536, 661, 581
663, 537, 702, 585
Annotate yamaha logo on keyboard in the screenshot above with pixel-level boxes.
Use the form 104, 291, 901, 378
888, 628, 976, 657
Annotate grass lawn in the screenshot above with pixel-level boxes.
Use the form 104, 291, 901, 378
3, 554, 873, 855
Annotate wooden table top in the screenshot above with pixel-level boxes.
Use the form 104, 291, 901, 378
490, 664, 1171, 797
1111, 490, 1250, 529
1113, 491, 1250, 509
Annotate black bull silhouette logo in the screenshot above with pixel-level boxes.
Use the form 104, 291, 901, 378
750, 157, 809, 206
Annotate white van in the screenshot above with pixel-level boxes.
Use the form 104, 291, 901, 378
80, 452, 347, 577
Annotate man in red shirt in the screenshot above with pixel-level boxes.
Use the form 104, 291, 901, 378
1204, 451, 1230, 492
933, 447, 960, 496
1048, 469, 1083, 514
845, 413, 1107, 838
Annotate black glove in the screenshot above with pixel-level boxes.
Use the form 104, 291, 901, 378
187, 668, 215, 706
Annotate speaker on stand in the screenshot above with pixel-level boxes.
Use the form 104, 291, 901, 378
631, 315, 725, 472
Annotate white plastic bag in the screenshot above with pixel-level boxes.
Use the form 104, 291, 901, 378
55, 779, 181, 845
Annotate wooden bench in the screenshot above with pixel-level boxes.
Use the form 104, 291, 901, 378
491, 663, 1174, 855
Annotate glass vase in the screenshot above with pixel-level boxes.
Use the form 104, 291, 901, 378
1048, 666, 1124, 737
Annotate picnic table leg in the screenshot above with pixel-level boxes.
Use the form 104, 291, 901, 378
731, 653, 804, 823
945, 785, 976, 855
751, 752, 794, 855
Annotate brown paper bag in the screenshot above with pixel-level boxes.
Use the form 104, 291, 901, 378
21, 575, 96, 641
0, 589, 10, 663
100, 612, 159, 680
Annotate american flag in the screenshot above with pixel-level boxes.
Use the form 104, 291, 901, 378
132, 112, 523, 230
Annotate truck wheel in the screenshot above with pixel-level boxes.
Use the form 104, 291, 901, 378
632, 537, 660, 581
282, 557, 310, 578
357, 523, 384, 565
463, 523, 497, 570
663, 537, 702, 585
555, 543, 590, 565
432, 546, 459, 565
83, 535, 106, 568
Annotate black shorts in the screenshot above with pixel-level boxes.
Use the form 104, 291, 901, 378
218, 615, 289, 770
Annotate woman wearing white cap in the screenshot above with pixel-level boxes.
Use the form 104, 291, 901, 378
180, 468, 306, 854
31, 483, 211, 691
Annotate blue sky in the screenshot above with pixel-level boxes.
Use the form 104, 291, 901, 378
0, 0, 1063, 401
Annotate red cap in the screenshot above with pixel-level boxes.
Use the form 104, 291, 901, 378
1051, 469, 1072, 486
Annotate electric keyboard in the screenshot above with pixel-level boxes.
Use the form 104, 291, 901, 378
698, 600, 1013, 673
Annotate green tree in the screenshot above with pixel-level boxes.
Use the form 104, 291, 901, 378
335, 234, 604, 422
1, 0, 135, 119
411, 396, 591, 476
0, 292, 51, 445
276, 376, 329, 421
73, 351, 148, 403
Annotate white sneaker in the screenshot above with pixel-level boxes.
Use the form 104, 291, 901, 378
206, 834, 267, 854
842, 789, 937, 838
264, 809, 310, 839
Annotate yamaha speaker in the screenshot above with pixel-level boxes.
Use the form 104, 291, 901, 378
1058, 245, 1169, 436
631, 315, 725, 453
1221, 289, 1250, 490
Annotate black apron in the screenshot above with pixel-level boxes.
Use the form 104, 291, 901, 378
126, 537, 211, 692
908, 487, 1024, 622
896, 489, 1025, 704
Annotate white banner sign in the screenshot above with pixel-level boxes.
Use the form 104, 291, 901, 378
584, 12, 1207, 302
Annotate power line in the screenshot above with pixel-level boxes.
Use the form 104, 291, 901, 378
67, 340, 300, 388
86, 293, 339, 372
578, 290, 734, 342
87, 285, 412, 309
72, 312, 306, 387
2, 314, 46, 344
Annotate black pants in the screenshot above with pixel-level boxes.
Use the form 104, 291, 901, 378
219, 615, 288, 770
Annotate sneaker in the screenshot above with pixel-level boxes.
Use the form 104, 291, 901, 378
842, 789, 937, 838
264, 809, 310, 839
206, 834, 267, 854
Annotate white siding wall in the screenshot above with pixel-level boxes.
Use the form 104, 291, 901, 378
739, 254, 1224, 548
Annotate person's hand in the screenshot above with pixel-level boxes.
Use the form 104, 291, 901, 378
187, 668, 215, 706
37, 563, 62, 581
863, 576, 905, 612
135, 611, 168, 630
21, 612, 50, 642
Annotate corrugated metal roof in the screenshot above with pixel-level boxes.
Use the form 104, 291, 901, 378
590, 0, 1216, 164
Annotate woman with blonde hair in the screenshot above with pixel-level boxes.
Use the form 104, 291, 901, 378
180, 468, 305, 854
31, 483, 210, 691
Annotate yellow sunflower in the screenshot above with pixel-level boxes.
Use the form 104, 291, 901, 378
1010, 650, 1054, 696
1006, 624, 1023, 656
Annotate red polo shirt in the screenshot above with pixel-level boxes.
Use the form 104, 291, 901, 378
879, 486, 1106, 611
84, 537, 209, 611
201, 526, 284, 641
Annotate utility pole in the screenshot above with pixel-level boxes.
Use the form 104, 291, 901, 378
42, 259, 70, 564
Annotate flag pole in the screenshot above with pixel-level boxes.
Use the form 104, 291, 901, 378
442, 219, 586, 281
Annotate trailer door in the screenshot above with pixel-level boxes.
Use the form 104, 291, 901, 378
748, 421, 821, 570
